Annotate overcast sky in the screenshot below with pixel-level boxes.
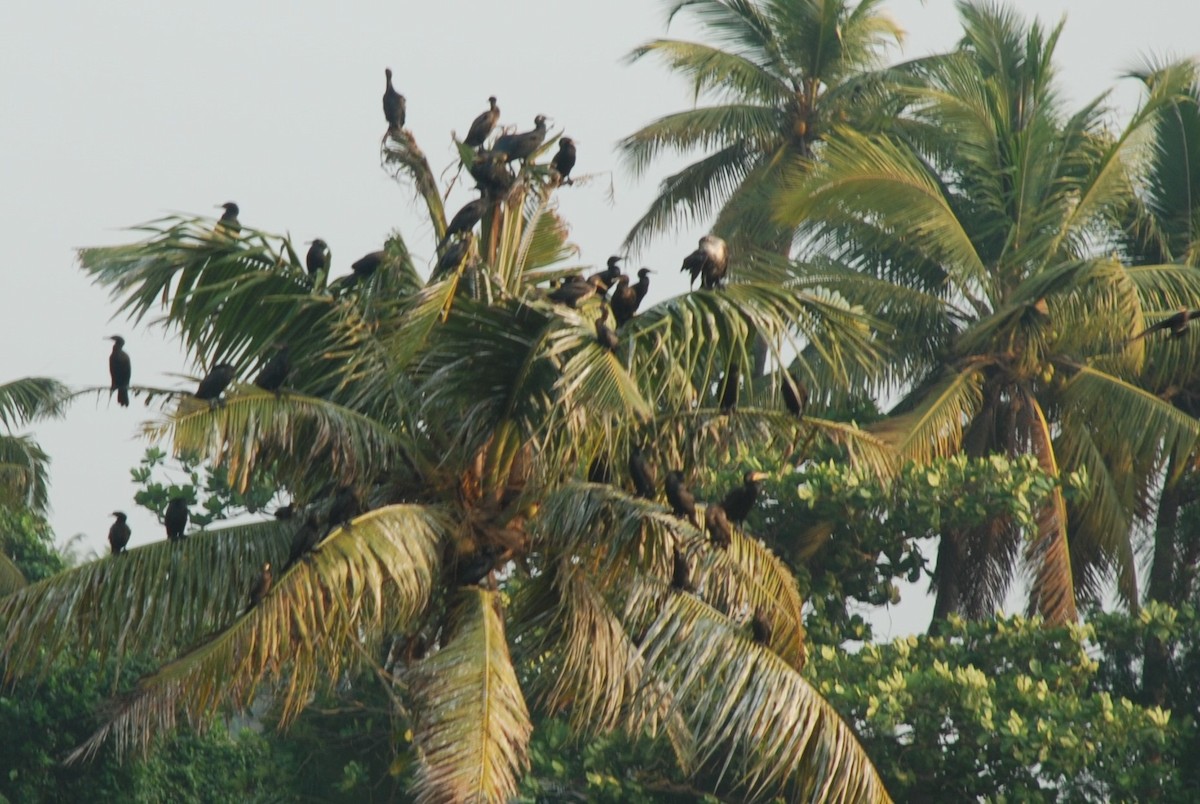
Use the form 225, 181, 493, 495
3, 0, 1197, 634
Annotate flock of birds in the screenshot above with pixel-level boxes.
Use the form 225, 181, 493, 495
92, 67, 803, 611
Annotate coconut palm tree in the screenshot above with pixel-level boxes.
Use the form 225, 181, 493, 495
619, 0, 905, 256
775, 1, 1200, 625
0, 113, 892, 800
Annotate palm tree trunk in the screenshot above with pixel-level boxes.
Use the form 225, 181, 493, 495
929, 529, 964, 631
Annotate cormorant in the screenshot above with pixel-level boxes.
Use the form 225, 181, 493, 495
464, 96, 500, 148
352, 250, 385, 280
306, 239, 330, 276
455, 545, 505, 587
782, 374, 808, 418
721, 470, 769, 524
681, 235, 728, 290
286, 513, 322, 569
248, 562, 273, 608
550, 137, 576, 183
165, 497, 189, 542
273, 504, 294, 520
254, 344, 290, 393
705, 503, 733, 549
468, 151, 516, 196
108, 512, 131, 556
610, 269, 652, 326
494, 115, 547, 163
432, 236, 471, 281
547, 275, 604, 308
664, 470, 699, 528
194, 363, 236, 401
587, 256, 623, 290
108, 335, 131, 407
633, 268, 652, 306
670, 548, 693, 592
719, 362, 740, 414
328, 485, 360, 529
382, 68, 406, 133
1132, 308, 1200, 340
750, 609, 772, 646
438, 195, 489, 252
595, 305, 619, 352
628, 445, 655, 499
217, 202, 241, 234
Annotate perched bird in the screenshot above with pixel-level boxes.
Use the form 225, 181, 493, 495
194, 363, 236, 401
664, 470, 699, 528
248, 562, 273, 608
547, 275, 605, 308
671, 548, 694, 592
273, 504, 294, 520
681, 235, 729, 290
455, 545, 505, 587
468, 150, 516, 196
286, 514, 322, 568
629, 445, 656, 500
432, 236, 471, 280
1132, 308, 1200, 340
352, 250, 385, 280
782, 374, 809, 418
328, 486, 360, 529
750, 609, 772, 646
464, 96, 500, 147
633, 268, 652, 307
305, 239, 330, 276
610, 268, 652, 326
595, 306, 619, 352
705, 503, 733, 549
438, 195, 490, 252
719, 361, 740, 414
550, 137, 576, 183
165, 497, 189, 542
108, 335, 131, 407
587, 256, 623, 290
721, 470, 769, 524
108, 512, 131, 556
216, 202, 241, 234
254, 344, 290, 393
494, 115, 547, 163
587, 455, 611, 484
382, 68, 406, 132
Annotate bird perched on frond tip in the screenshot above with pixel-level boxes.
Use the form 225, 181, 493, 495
306, 239, 330, 277
587, 256, 623, 290
382, 68, 406, 133
194, 363, 236, 401
438, 195, 490, 253
550, 137, 576, 184
495, 115, 548, 163
108, 335, 131, 407
1130, 307, 1200, 341
464, 96, 500, 148
681, 234, 728, 290
108, 512, 130, 556
216, 202, 240, 234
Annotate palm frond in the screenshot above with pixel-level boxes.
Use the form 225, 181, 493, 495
0, 434, 52, 514
619, 106, 780, 179
0, 377, 70, 429
627, 39, 790, 106
1021, 392, 1077, 625
409, 587, 531, 804
872, 365, 986, 464
0, 551, 26, 597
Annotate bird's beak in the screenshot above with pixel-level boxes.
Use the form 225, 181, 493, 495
749, 471, 770, 482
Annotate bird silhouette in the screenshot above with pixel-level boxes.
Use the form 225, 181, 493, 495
108, 335, 131, 407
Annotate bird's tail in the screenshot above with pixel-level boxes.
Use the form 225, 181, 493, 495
118, 388, 130, 407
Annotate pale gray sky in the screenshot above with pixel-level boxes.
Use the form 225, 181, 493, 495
2, 1, 1196, 634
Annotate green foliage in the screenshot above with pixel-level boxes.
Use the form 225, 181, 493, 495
0, 506, 64, 583
131, 447, 282, 529
808, 613, 1195, 802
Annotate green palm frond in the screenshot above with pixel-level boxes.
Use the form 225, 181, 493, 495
2, 519, 293, 681
409, 587, 531, 804
0, 551, 26, 597
636, 591, 891, 802
64, 504, 444, 761
628, 39, 790, 105
872, 365, 986, 464
1022, 393, 1077, 625
620, 106, 781, 178
0, 434, 52, 514
382, 130, 447, 240
0, 377, 70, 428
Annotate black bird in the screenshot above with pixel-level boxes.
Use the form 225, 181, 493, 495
382, 67, 406, 132
705, 503, 733, 549
254, 344, 290, 393
670, 548, 693, 592
108, 335, 131, 407
217, 202, 241, 234
610, 269, 653, 326
494, 115, 547, 163
455, 545, 505, 587
587, 455, 611, 484
1132, 308, 1200, 340
328, 486, 360, 529
587, 256, 623, 290
547, 275, 605, 308
664, 470, 699, 528
595, 305, 619, 352
719, 361, 740, 414
721, 470, 769, 524
782, 374, 809, 418
306, 239, 330, 276
165, 497, 189, 542
464, 96, 500, 147
550, 137, 576, 183
633, 268, 652, 306
468, 151, 516, 196
248, 562, 273, 608
432, 236, 471, 280
681, 235, 728, 290
194, 363, 235, 401
108, 512, 131, 556
286, 514, 322, 568
628, 445, 656, 499
438, 196, 489, 252
273, 504, 294, 520
750, 608, 772, 646
352, 250, 385, 280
